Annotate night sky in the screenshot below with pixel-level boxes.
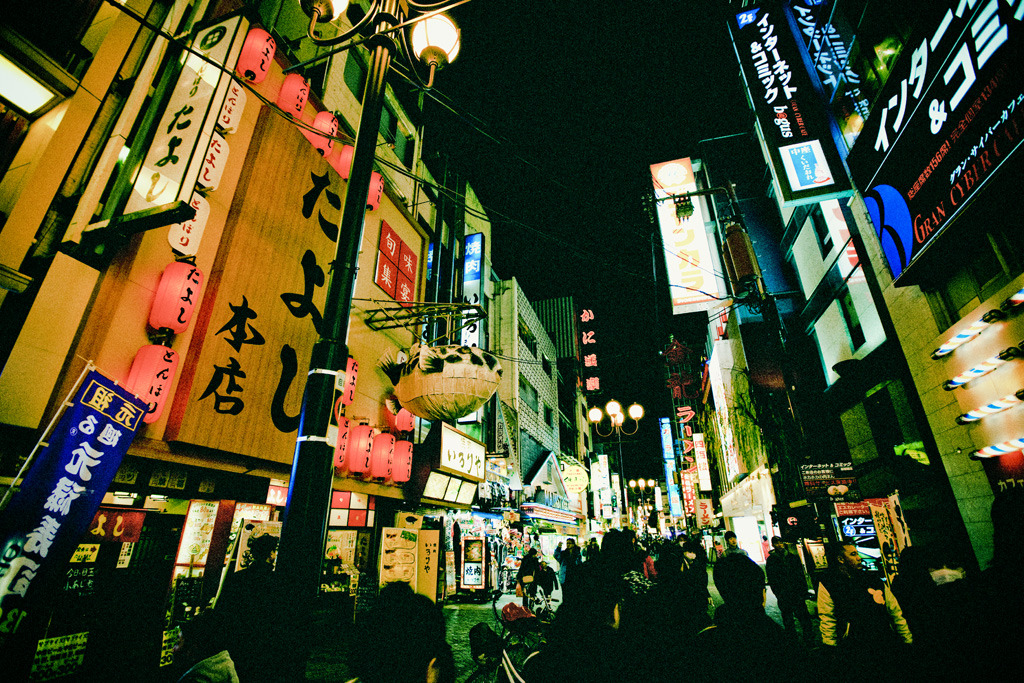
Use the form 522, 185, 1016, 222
421, 1, 769, 479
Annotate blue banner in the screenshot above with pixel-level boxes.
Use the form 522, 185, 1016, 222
0, 370, 147, 648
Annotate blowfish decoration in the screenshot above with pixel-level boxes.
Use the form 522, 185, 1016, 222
380, 343, 502, 421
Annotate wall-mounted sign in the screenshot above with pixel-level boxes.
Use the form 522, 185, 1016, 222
579, 307, 600, 392
693, 432, 713, 492
561, 465, 590, 494
461, 233, 484, 348
650, 158, 728, 314
460, 536, 485, 589
439, 422, 485, 481
801, 461, 860, 501
730, 4, 852, 206
848, 0, 1024, 282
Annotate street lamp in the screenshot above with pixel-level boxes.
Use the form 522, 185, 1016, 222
276, 0, 462, 611
589, 401, 643, 526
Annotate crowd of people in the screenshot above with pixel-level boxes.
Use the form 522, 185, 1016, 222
171, 488, 1024, 682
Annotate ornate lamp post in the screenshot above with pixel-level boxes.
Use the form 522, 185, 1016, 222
276, 0, 462, 608
589, 401, 643, 527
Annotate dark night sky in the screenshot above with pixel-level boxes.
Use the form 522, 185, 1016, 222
421, 1, 768, 480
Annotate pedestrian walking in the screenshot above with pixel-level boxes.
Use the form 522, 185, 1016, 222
723, 530, 748, 557
584, 537, 600, 562
688, 554, 816, 681
554, 538, 582, 584
765, 536, 813, 642
817, 542, 911, 675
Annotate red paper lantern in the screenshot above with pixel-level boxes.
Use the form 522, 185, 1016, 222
333, 415, 351, 469
276, 73, 308, 117
341, 357, 358, 406
236, 28, 275, 84
370, 433, 395, 479
329, 144, 354, 180
345, 425, 375, 474
366, 171, 384, 211
149, 262, 203, 333
387, 407, 415, 433
125, 345, 179, 424
391, 440, 413, 483
309, 111, 338, 157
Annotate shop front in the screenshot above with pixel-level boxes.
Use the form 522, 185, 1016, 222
720, 466, 776, 563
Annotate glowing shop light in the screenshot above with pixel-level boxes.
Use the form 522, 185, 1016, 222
972, 437, 1024, 459
956, 389, 1024, 423
1001, 287, 1024, 310
932, 309, 1005, 359
943, 347, 1022, 390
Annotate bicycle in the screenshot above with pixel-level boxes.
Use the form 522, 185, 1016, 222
464, 591, 544, 683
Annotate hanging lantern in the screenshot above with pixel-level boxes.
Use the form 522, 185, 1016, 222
125, 345, 179, 424
149, 261, 204, 333
329, 144, 354, 180
218, 80, 247, 134
168, 192, 210, 256
366, 171, 383, 211
307, 111, 338, 157
370, 433, 395, 479
333, 415, 351, 469
236, 28, 276, 84
391, 440, 413, 483
387, 407, 415, 433
345, 425, 375, 474
276, 73, 308, 117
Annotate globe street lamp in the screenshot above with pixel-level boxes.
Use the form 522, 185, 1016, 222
589, 401, 643, 526
277, 0, 462, 612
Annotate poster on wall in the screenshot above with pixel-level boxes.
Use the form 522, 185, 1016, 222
460, 536, 485, 589
379, 527, 418, 590
233, 520, 281, 571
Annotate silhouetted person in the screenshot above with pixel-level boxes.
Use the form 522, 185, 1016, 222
516, 547, 540, 609
723, 530, 748, 557
974, 488, 1024, 678
554, 538, 582, 584
174, 610, 238, 683
817, 542, 911, 677
690, 554, 814, 681
350, 582, 454, 683
766, 537, 813, 642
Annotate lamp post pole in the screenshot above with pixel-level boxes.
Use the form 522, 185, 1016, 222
275, 1, 400, 602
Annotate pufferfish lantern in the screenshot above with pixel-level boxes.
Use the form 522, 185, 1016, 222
380, 343, 501, 421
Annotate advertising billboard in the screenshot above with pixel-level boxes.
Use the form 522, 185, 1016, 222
650, 158, 728, 315
730, 3, 852, 207
847, 1, 1023, 282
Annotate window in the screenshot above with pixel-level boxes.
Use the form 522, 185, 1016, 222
519, 320, 537, 357
544, 404, 555, 428
519, 376, 539, 413
810, 206, 833, 258
838, 288, 865, 350
541, 355, 552, 376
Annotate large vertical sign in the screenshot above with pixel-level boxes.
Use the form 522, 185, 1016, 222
693, 432, 713, 491
731, 4, 852, 206
460, 233, 484, 347
126, 18, 247, 228
659, 418, 683, 518
650, 158, 727, 315
579, 307, 600, 393
848, 1, 1024, 282
0, 371, 147, 650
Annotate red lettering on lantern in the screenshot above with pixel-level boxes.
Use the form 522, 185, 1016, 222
333, 415, 351, 469
125, 345, 179, 424
149, 262, 203, 333
370, 433, 395, 479
236, 28, 276, 84
392, 440, 413, 483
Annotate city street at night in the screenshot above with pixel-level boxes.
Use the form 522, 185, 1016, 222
1, 0, 1023, 681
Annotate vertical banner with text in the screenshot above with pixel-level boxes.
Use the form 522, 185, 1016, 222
0, 370, 147, 651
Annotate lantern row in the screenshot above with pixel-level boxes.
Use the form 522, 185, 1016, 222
931, 286, 1024, 359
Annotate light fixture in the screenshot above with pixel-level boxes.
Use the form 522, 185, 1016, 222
0, 53, 58, 115
971, 437, 1024, 459
628, 404, 644, 420
629, 479, 637, 488
647, 478, 656, 488
606, 400, 622, 416
956, 389, 1024, 424
588, 406, 603, 423
932, 309, 1005, 359
410, 13, 461, 68
943, 346, 1022, 389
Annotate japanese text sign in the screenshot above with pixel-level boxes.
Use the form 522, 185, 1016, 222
0, 371, 147, 648
731, 3, 852, 206
848, 0, 1024, 282
439, 422, 485, 482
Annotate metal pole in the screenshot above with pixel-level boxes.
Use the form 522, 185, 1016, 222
275, 0, 400, 603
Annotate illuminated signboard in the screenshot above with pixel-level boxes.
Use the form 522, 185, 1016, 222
847, 1, 1024, 282
730, 4, 852, 207
650, 158, 728, 315
579, 307, 600, 393
461, 233, 484, 348
662, 457, 683, 518
659, 417, 674, 461
439, 422, 485, 482
693, 432, 713, 491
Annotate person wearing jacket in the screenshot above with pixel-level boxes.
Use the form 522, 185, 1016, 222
817, 542, 911, 672
766, 537, 813, 641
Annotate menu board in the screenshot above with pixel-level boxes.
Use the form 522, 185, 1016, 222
460, 536, 485, 589
175, 500, 220, 566
30, 632, 88, 681
379, 527, 418, 589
